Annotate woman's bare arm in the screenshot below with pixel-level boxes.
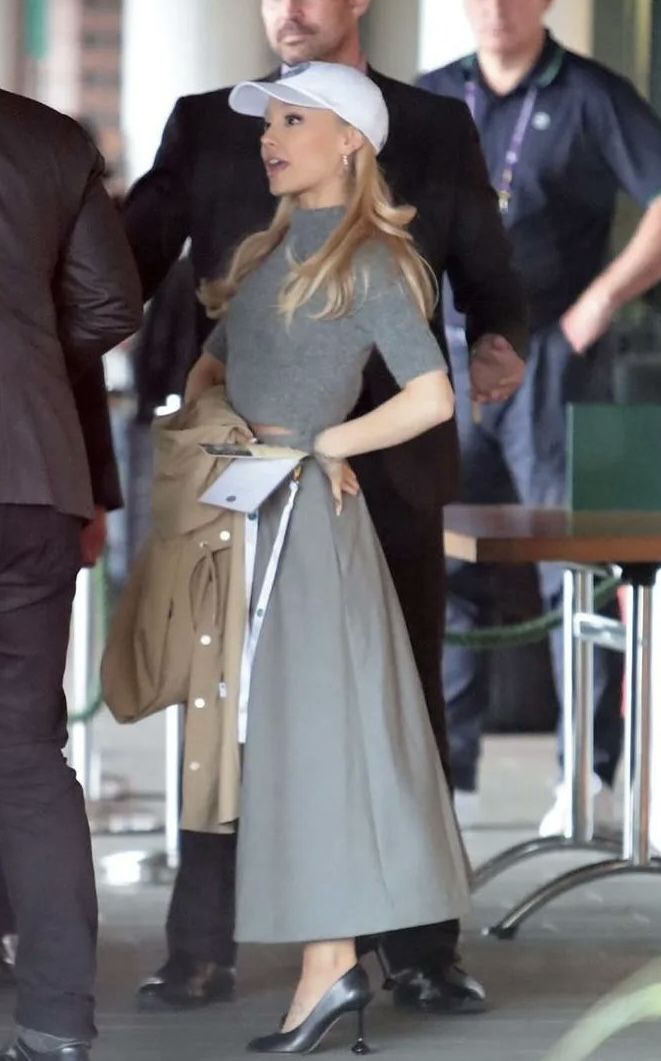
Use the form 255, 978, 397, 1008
313, 369, 454, 460
184, 350, 225, 403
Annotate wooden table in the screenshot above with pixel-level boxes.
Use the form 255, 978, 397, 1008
443, 504, 661, 938
444, 504, 661, 564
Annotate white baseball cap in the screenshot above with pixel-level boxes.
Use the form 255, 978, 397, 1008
229, 61, 389, 154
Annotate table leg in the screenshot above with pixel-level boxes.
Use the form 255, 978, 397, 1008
486, 565, 661, 939
623, 579, 653, 864
473, 567, 616, 893
566, 568, 595, 842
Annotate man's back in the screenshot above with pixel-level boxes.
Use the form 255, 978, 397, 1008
0, 90, 142, 518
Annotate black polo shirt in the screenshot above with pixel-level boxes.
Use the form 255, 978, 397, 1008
418, 33, 661, 330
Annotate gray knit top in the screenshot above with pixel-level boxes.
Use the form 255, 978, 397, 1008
204, 205, 448, 447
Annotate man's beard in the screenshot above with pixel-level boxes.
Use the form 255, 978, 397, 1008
276, 20, 337, 63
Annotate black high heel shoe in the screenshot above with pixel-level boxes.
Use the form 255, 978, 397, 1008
247, 963, 373, 1055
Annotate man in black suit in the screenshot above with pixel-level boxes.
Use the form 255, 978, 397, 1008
125, 0, 527, 1017
0, 88, 142, 1061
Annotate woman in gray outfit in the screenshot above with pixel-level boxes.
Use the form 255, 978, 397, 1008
186, 62, 470, 1055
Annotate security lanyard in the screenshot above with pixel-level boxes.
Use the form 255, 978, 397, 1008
465, 80, 538, 214
237, 476, 300, 744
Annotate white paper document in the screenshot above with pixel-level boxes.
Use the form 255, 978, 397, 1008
200, 456, 302, 513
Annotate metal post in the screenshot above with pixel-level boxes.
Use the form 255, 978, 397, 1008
66, 568, 94, 795
562, 569, 574, 840
574, 569, 595, 842
623, 584, 654, 865
651, 574, 661, 854
99, 703, 181, 886
165, 704, 182, 870
566, 569, 595, 842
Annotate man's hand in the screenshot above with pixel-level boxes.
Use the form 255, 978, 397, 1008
470, 334, 525, 404
81, 506, 108, 567
560, 289, 615, 355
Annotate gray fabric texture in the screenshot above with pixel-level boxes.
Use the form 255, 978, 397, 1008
235, 457, 470, 943
204, 206, 448, 449
206, 210, 468, 943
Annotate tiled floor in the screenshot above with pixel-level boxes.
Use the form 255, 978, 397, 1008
2, 735, 660, 1060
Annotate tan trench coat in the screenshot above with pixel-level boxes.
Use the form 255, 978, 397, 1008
101, 387, 251, 832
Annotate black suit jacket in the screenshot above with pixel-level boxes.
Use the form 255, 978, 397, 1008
0, 90, 142, 519
124, 68, 527, 514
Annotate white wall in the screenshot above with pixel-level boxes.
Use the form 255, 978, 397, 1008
418, 0, 474, 73
122, 0, 272, 183
547, 0, 594, 56
418, 0, 594, 75
363, 0, 421, 83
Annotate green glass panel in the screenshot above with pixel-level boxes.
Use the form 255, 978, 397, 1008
568, 403, 661, 511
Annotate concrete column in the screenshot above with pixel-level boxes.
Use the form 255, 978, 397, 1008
0, 0, 22, 92
418, 0, 594, 77
547, 0, 594, 56
37, 0, 84, 113
362, 0, 420, 83
121, 0, 273, 183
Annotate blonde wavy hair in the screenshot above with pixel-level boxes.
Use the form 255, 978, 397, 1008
199, 144, 437, 325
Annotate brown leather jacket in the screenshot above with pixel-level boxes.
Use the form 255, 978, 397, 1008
0, 89, 142, 518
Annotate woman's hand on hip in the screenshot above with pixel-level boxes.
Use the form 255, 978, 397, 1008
314, 448, 360, 516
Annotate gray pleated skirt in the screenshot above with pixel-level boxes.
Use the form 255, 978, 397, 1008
235, 457, 471, 944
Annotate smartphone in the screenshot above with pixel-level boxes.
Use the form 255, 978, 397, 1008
200, 443, 254, 458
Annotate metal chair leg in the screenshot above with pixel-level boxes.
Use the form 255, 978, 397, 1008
474, 569, 605, 893
472, 835, 620, 891
486, 859, 661, 940
485, 567, 659, 940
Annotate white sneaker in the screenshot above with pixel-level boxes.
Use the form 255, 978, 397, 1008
538, 775, 616, 838
454, 790, 480, 829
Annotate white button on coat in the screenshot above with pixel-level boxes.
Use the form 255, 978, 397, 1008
200, 635, 211, 646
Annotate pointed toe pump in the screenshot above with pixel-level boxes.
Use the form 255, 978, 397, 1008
247, 963, 373, 1055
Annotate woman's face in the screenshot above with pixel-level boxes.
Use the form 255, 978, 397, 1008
260, 98, 361, 205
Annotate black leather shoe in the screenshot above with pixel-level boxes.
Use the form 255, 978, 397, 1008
0, 1042, 89, 1060
136, 952, 236, 1011
390, 963, 487, 1014
247, 964, 372, 1054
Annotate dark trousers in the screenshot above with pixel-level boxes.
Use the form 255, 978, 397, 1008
167, 470, 459, 974
0, 505, 97, 1040
444, 326, 624, 792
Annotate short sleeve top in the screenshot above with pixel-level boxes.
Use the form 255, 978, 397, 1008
204, 205, 447, 445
